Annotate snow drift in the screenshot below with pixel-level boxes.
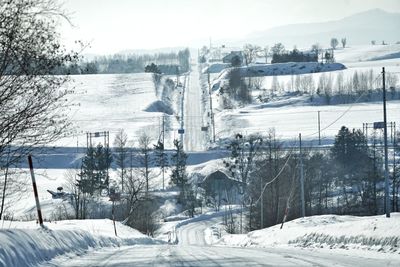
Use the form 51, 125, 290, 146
216, 213, 400, 254
143, 100, 174, 115
0, 219, 160, 267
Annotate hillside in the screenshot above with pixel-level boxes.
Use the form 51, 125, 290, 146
238, 9, 400, 48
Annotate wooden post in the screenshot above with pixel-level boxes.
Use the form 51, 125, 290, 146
28, 155, 44, 227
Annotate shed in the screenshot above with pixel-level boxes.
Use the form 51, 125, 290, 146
201, 170, 242, 205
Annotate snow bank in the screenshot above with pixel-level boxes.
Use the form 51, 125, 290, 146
216, 213, 400, 253
0, 219, 160, 267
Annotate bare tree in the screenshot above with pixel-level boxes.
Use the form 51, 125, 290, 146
123, 160, 145, 223
0, 0, 79, 213
341, 38, 347, 48
386, 73, 399, 89
271, 76, 279, 94
330, 38, 339, 49
311, 43, 322, 63
271, 43, 285, 56
252, 77, 265, 90
64, 168, 90, 219
263, 46, 270, 64
113, 129, 128, 192
243, 44, 260, 66
137, 132, 153, 194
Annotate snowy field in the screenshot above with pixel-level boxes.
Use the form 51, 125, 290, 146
57, 72, 173, 147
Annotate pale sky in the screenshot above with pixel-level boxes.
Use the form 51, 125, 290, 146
60, 0, 400, 54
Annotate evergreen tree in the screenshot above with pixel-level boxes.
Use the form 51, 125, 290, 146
331, 126, 375, 213
78, 143, 112, 196
154, 140, 167, 190
78, 145, 97, 195
144, 63, 161, 74
170, 139, 188, 204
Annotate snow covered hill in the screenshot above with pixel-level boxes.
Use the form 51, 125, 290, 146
235, 9, 400, 48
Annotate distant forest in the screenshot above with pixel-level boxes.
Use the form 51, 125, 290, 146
56, 48, 190, 75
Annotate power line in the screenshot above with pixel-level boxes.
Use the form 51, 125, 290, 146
254, 136, 297, 206
304, 73, 384, 138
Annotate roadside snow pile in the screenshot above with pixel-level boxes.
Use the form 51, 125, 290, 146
216, 213, 400, 253
143, 100, 174, 115
0, 219, 160, 267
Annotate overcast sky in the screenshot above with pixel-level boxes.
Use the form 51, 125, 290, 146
60, 0, 400, 54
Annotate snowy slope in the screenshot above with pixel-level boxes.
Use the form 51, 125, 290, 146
0, 219, 160, 267
57, 73, 167, 147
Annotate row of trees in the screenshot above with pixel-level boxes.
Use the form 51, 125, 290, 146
56, 48, 191, 75
235, 41, 338, 66
253, 69, 399, 105
218, 126, 397, 232
330, 37, 347, 49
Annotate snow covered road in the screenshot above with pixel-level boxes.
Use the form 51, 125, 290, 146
184, 61, 206, 152
41, 214, 400, 267
40, 243, 400, 266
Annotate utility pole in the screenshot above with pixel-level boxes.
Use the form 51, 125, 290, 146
382, 67, 391, 218
179, 75, 185, 145
299, 133, 305, 217
162, 115, 165, 190
208, 71, 216, 142
261, 176, 264, 228
318, 111, 321, 146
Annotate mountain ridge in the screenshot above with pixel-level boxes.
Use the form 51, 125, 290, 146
235, 8, 400, 48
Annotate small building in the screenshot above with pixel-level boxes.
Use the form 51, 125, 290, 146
201, 170, 243, 206
222, 51, 244, 65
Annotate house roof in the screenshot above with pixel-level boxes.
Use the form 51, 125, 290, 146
202, 170, 244, 185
